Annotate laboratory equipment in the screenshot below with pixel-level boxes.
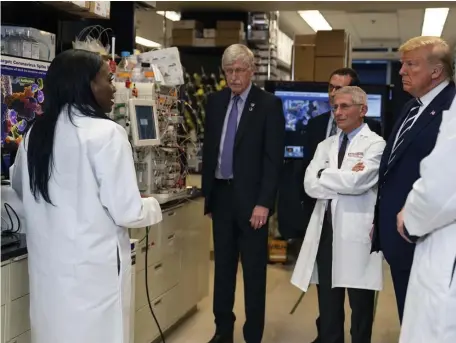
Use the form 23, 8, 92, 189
128, 99, 160, 147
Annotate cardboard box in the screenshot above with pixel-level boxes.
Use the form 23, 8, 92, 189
203, 28, 216, 38
268, 238, 288, 263
173, 20, 203, 30
171, 36, 196, 46
89, 1, 110, 18
314, 56, 347, 82
70, 1, 89, 8
293, 45, 315, 81
216, 20, 244, 31
216, 29, 244, 39
294, 34, 316, 45
172, 29, 202, 39
315, 30, 348, 57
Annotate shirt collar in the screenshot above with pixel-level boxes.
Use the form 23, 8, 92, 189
231, 82, 252, 103
418, 80, 449, 108
342, 123, 365, 142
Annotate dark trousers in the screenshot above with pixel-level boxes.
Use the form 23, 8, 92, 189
315, 214, 375, 343
211, 180, 269, 343
389, 266, 411, 323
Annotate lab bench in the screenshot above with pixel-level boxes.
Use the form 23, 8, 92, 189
0, 195, 211, 343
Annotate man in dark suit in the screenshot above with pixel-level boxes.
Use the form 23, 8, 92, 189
302, 68, 382, 343
201, 44, 285, 343
371, 36, 456, 323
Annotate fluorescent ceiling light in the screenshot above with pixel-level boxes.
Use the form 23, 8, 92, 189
135, 36, 161, 48
298, 10, 332, 32
421, 8, 449, 36
156, 11, 181, 22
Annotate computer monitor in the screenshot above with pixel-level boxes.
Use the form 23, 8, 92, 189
284, 145, 304, 159
275, 90, 331, 132
128, 99, 160, 147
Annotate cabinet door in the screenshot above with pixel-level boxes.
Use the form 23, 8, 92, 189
8, 295, 30, 341
10, 256, 29, 301
1, 264, 9, 306
1, 305, 6, 343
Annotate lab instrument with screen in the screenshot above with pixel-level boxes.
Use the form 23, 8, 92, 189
128, 99, 161, 147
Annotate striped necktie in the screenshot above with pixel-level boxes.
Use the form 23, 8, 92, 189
388, 98, 423, 165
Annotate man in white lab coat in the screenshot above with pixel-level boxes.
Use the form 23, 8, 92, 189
291, 86, 385, 343
397, 94, 456, 343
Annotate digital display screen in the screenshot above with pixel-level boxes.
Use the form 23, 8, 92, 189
275, 90, 383, 130
275, 91, 331, 132
135, 105, 157, 140
285, 145, 304, 159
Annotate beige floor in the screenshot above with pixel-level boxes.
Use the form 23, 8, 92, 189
167, 261, 400, 343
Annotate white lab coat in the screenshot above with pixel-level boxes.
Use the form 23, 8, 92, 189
291, 125, 385, 292
399, 99, 456, 343
11, 108, 162, 343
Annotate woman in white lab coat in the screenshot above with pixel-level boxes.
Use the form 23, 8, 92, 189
11, 49, 162, 343
398, 97, 456, 343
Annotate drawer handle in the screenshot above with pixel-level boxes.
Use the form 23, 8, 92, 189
168, 234, 175, 240
154, 263, 162, 270
154, 299, 162, 306
168, 211, 176, 216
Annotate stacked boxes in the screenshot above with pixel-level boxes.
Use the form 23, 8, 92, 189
170, 20, 245, 47
293, 30, 352, 82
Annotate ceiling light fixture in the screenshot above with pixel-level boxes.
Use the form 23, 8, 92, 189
421, 8, 449, 36
298, 10, 332, 32
135, 36, 161, 48
156, 11, 181, 22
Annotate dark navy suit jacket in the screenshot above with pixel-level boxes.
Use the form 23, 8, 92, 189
371, 82, 456, 270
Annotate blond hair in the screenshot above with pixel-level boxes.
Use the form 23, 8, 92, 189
399, 36, 454, 80
222, 44, 255, 69
334, 86, 367, 105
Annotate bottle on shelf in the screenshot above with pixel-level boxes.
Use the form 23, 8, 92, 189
142, 63, 155, 83
116, 51, 132, 82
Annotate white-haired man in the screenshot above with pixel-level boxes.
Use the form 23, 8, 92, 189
201, 44, 285, 343
371, 36, 456, 322
292, 86, 385, 343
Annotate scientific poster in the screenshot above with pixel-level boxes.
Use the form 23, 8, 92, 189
1, 55, 50, 145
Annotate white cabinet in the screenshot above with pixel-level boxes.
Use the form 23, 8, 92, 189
131, 198, 211, 343
1, 256, 31, 343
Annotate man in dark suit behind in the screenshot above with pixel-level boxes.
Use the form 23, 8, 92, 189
371, 36, 456, 323
302, 68, 382, 343
202, 44, 285, 343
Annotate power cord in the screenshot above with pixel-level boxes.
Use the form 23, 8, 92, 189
144, 226, 166, 343
1, 202, 21, 234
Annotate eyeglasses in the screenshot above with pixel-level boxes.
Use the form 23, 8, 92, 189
224, 67, 249, 75
331, 103, 363, 112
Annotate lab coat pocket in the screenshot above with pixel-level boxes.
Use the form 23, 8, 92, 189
341, 213, 373, 244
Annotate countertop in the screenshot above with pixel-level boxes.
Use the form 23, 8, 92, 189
1, 233, 27, 262
1, 190, 204, 262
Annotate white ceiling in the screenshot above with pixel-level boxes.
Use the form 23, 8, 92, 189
154, 1, 456, 49
279, 8, 456, 49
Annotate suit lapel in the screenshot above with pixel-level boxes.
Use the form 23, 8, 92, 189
385, 82, 455, 175
379, 102, 413, 178
235, 85, 258, 147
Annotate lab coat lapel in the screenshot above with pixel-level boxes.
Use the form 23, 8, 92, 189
329, 132, 340, 168
235, 85, 257, 147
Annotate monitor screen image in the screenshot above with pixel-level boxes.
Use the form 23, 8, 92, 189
284, 145, 304, 159
275, 91, 331, 132
135, 105, 157, 140
275, 90, 383, 131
